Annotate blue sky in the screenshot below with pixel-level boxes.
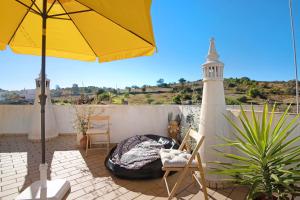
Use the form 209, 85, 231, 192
0, 0, 299, 90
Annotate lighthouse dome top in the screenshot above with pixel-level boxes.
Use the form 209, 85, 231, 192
203, 37, 223, 66
202, 38, 224, 81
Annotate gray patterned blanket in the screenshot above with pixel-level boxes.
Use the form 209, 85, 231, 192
112, 135, 164, 170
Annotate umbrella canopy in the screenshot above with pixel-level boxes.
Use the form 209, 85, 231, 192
1, 1, 156, 198
0, 0, 156, 62
0, 0, 156, 171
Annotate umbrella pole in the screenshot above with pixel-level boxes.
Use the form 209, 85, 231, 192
41, 0, 47, 164
17, 1, 71, 198
39, 0, 47, 188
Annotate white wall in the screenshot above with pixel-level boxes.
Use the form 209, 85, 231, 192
0, 105, 32, 134
0, 105, 181, 143
1, 105, 299, 144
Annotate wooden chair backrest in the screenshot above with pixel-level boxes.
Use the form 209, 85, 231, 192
178, 128, 205, 166
89, 115, 110, 121
88, 115, 110, 130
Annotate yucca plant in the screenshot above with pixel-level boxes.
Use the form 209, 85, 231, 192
212, 104, 300, 200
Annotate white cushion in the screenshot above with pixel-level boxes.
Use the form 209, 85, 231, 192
160, 149, 197, 168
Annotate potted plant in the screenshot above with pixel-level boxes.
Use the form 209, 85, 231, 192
73, 106, 94, 149
168, 112, 181, 141
212, 104, 300, 200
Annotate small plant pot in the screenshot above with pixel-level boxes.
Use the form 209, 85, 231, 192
168, 120, 179, 141
80, 135, 87, 149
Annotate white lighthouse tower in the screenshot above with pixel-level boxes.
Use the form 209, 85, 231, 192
29, 74, 58, 140
199, 38, 229, 186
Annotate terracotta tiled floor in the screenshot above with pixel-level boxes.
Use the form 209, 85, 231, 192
0, 135, 248, 200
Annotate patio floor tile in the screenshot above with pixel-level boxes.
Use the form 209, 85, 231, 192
0, 135, 248, 200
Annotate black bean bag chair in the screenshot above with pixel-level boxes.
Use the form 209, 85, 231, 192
105, 134, 179, 179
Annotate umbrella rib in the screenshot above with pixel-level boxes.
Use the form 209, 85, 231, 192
15, 0, 41, 16
57, 1, 98, 58
9, 0, 38, 45
30, 0, 42, 14
48, 9, 92, 18
73, 0, 155, 47
48, 16, 71, 20
47, 0, 57, 14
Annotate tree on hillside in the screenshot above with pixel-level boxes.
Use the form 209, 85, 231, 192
96, 88, 105, 95
178, 78, 187, 88
141, 85, 147, 92
53, 84, 62, 97
125, 87, 131, 93
157, 78, 165, 86
71, 84, 79, 95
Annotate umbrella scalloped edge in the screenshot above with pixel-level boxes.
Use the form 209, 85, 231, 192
99, 46, 156, 63
10, 45, 97, 62
0, 42, 6, 50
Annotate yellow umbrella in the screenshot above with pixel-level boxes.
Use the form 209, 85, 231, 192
0, 0, 156, 62
0, 0, 156, 199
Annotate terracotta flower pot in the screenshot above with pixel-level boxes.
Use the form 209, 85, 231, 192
168, 120, 179, 141
80, 135, 87, 149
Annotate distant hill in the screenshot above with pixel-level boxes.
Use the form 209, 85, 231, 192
2, 77, 299, 112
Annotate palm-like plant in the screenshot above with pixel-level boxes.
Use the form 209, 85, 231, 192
213, 104, 300, 199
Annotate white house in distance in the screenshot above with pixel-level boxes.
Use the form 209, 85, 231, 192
20, 89, 36, 101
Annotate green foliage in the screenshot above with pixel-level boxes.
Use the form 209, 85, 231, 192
235, 86, 247, 93
212, 104, 300, 199
237, 96, 248, 103
97, 92, 110, 101
285, 87, 296, 95
248, 87, 265, 98
172, 94, 181, 104
225, 97, 240, 105
157, 78, 165, 86
141, 85, 146, 92
124, 92, 130, 98
181, 93, 192, 101
270, 88, 283, 95
73, 106, 94, 135
71, 84, 80, 95
228, 82, 236, 88
192, 93, 201, 104
248, 87, 259, 98
147, 98, 154, 104
178, 78, 187, 84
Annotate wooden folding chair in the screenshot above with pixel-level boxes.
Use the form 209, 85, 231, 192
160, 128, 208, 200
86, 115, 110, 156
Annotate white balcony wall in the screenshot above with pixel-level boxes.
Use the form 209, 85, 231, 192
0, 105, 181, 143
0, 105, 299, 144
0, 105, 31, 134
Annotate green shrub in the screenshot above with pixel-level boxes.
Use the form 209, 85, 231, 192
147, 98, 154, 104
98, 92, 110, 101
248, 87, 261, 98
225, 97, 240, 105
270, 88, 283, 95
213, 104, 300, 199
172, 94, 181, 104
237, 96, 247, 103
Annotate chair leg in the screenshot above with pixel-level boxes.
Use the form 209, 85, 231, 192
168, 167, 189, 200
85, 135, 89, 157
163, 170, 170, 179
191, 171, 196, 183
107, 134, 110, 154
197, 154, 208, 200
